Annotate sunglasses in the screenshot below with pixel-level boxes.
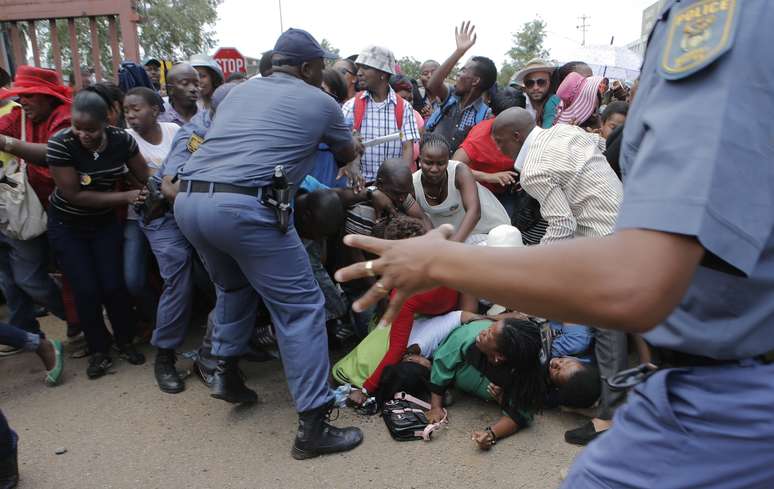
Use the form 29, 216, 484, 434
524, 78, 548, 88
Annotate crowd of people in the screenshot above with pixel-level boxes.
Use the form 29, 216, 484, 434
2, 6, 771, 488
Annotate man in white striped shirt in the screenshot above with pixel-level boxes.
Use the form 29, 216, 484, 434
492, 107, 627, 446
342, 46, 419, 181
492, 108, 622, 243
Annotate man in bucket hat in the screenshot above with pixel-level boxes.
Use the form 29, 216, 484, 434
512, 58, 561, 128
0, 66, 69, 349
342, 45, 420, 181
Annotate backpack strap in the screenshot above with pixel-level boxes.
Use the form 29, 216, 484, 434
425, 93, 458, 132
394, 94, 405, 134
474, 100, 489, 124
394, 391, 431, 410
353, 91, 367, 132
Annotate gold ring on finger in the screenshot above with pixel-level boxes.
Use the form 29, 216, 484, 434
364, 260, 376, 277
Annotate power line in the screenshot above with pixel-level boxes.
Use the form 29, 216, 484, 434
576, 14, 591, 46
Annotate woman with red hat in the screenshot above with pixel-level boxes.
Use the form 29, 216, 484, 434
0, 66, 73, 345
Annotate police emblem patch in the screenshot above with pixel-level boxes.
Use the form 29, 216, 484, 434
186, 133, 204, 153
659, 0, 738, 80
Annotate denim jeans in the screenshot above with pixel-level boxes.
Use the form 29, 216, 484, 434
47, 214, 136, 354
0, 321, 40, 351
0, 232, 65, 333
123, 220, 157, 323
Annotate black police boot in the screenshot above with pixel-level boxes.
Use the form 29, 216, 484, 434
210, 357, 257, 404
292, 401, 363, 460
0, 445, 19, 489
154, 348, 184, 394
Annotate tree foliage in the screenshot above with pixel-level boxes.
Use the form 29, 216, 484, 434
499, 19, 550, 86
397, 56, 421, 80
320, 39, 340, 67
135, 0, 222, 59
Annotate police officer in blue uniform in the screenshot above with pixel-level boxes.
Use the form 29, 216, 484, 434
140, 82, 238, 394
174, 28, 364, 459
334, 0, 774, 484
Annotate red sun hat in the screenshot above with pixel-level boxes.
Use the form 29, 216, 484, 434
0, 65, 72, 104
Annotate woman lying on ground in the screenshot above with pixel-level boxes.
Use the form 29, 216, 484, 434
346, 215, 478, 405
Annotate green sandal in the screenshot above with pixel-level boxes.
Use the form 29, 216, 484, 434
45, 339, 64, 386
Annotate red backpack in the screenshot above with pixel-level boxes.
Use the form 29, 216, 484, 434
352, 91, 406, 133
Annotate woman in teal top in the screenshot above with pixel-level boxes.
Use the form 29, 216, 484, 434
427, 318, 546, 450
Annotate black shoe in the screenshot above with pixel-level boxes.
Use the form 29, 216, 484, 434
34, 305, 48, 318
116, 344, 146, 365
155, 349, 184, 394
66, 323, 82, 339
564, 421, 606, 446
87, 353, 113, 379
0, 446, 18, 489
210, 357, 257, 404
292, 401, 363, 460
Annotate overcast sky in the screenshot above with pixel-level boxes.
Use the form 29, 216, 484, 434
214, 0, 657, 67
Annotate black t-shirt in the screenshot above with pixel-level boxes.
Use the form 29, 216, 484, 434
47, 126, 138, 222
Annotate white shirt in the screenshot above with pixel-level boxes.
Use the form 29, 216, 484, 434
126, 122, 180, 172
514, 126, 541, 172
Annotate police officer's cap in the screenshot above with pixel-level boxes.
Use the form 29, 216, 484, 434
273, 28, 337, 66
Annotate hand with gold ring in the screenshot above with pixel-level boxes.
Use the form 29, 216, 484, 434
335, 224, 455, 327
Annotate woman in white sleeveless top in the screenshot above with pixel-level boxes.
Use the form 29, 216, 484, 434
413, 133, 509, 245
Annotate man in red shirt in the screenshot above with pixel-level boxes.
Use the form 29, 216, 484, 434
453, 86, 526, 221
0, 66, 71, 341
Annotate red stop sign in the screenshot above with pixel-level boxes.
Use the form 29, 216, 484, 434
213, 47, 246, 79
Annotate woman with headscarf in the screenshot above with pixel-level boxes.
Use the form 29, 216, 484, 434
553, 72, 605, 128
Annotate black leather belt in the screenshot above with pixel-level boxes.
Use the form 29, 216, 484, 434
653, 347, 774, 368
180, 180, 263, 198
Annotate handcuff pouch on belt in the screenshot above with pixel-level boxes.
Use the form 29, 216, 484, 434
260, 165, 293, 233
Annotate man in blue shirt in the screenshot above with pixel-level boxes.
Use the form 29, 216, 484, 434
335, 1, 774, 485
175, 28, 364, 460
141, 83, 237, 395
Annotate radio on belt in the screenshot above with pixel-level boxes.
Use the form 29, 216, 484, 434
262, 165, 292, 233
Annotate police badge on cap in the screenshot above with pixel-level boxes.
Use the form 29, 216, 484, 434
659, 0, 739, 80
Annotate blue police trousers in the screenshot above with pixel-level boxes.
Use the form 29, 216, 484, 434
562, 360, 774, 489
140, 214, 195, 350
0, 410, 16, 460
174, 191, 334, 413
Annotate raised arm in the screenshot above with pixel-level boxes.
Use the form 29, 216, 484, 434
426, 21, 477, 105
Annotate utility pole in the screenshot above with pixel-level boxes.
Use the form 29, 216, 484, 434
577, 14, 591, 46
278, 0, 284, 34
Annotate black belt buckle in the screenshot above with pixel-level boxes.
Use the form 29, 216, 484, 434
607, 363, 658, 391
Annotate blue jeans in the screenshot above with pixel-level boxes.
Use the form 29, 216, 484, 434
174, 190, 334, 413
47, 214, 136, 354
123, 220, 157, 323
0, 232, 65, 333
0, 410, 16, 459
0, 321, 40, 351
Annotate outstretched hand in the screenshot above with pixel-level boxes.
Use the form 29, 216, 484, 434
455, 21, 477, 53
335, 224, 456, 327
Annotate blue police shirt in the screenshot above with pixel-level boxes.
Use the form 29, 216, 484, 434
616, 0, 774, 359
157, 109, 212, 183
178, 73, 353, 187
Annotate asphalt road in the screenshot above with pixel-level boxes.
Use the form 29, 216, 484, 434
1, 315, 584, 489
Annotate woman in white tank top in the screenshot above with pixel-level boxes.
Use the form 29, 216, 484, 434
413, 133, 510, 245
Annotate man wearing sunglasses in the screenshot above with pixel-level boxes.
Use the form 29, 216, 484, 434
512, 59, 561, 128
